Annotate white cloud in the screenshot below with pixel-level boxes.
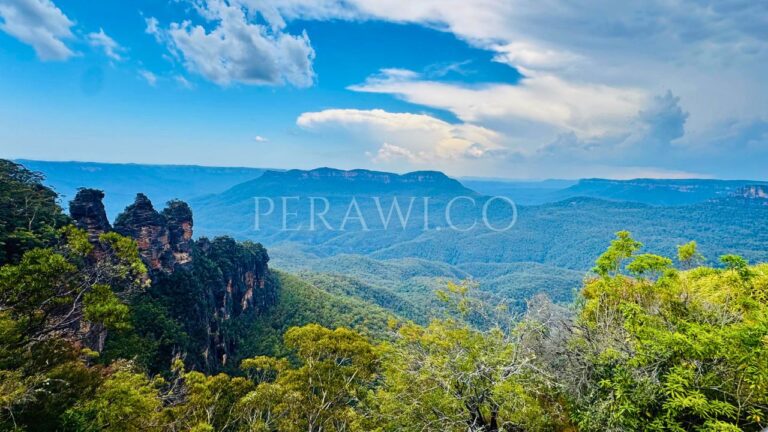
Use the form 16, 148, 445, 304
258, 0, 768, 144
253, 135, 268, 142
350, 69, 647, 140
0, 0, 75, 61
297, 108, 502, 165
175, 75, 193, 89
144, 16, 158, 36
148, 0, 315, 87
490, 42, 581, 73
87, 28, 123, 61
139, 70, 157, 86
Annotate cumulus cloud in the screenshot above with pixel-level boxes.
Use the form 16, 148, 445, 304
297, 108, 502, 165
0, 0, 75, 61
87, 28, 123, 61
539, 91, 689, 159
253, 135, 269, 142
148, 0, 315, 87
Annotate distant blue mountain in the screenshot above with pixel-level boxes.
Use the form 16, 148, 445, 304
466, 177, 767, 206
461, 179, 576, 204
220, 167, 475, 197
552, 178, 766, 205
17, 160, 270, 219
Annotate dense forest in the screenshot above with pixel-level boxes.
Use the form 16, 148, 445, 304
1, 159, 767, 431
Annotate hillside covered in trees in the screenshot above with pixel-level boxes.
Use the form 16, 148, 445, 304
1, 159, 768, 431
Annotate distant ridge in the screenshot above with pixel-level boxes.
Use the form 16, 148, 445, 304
553, 178, 768, 206
219, 167, 476, 197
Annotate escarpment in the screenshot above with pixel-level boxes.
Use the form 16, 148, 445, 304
69, 189, 278, 371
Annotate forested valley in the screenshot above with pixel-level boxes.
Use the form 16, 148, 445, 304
2, 159, 767, 431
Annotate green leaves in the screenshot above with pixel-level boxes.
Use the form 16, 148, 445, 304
0, 160, 70, 265
677, 241, 704, 268
83, 284, 131, 331
627, 253, 673, 279
593, 231, 643, 277
564, 233, 768, 431
65, 361, 163, 432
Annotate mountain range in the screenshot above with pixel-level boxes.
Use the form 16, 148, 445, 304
21, 160, 768, 315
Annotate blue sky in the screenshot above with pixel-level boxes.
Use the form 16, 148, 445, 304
1, 0, 767, 179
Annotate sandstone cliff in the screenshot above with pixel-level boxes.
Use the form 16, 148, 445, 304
70, 188, 111, 243
70, 190, 277, 371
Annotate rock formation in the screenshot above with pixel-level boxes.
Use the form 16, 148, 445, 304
68, 189, 113, 350
69, 191, 278, 371
737, 185, 768, 200
162, 200, 194, 268
113, 193, 174, 271
723, 185, 768, 207
69, 188, 111, 243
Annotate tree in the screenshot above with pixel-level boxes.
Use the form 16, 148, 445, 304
592, 231, 643, 277
63, 361, 164, 431
526, 232, 768, 431
0, 227, 147, 430
0, 159, 69, 265
677, 241, 704, 269
0, 227, 146, 352
370, 284, 565, 432
234, 324, 379, 432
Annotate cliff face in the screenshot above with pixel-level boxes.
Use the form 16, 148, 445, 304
163, 200, 194, 268
736, 185, 768, 201
110, 194, 197, 272
70, 191, 277, 371
197, 236, 276, 368
113, 193, 174, 271
70, 189, 111, 243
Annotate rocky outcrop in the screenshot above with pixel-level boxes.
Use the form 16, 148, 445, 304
723, 185, 768, 206
113, 194, 176, 272
71, 191, 278, 371
69, 189, 113, 351
195, 236, 276, 368
162, 200, 194, 268
737, 185, 768, 200
69, 188, 111, 244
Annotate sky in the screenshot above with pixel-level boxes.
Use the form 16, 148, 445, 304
0, 0, 766, 179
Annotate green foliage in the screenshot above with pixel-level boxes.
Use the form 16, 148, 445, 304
241, 271, 394, 358
83, 284, 131, 331
0, 225, 146, 430
0, 227, 144, 349
101, 296, 191, 375
371, 317, 563, 431
0, 160, 70, 265
593, 231, 643, 277
538, 232, 768, 431
677, 240, 704, 268
164, 369, 253, 431
626, 253, 673, 278
232, 324, 379, 432
64, 361, 164, 431
4, 161, 768, 432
